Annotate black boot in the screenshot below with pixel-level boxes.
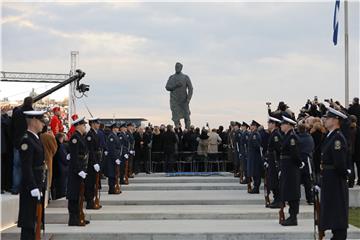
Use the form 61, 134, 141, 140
249, 188, 260, 194
68, 215, 81, 226
281, 215, 298, 226
86, 201, 95, 209
269, 201, 282, 209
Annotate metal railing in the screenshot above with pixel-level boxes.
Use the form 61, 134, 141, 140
138, 150, 232, 173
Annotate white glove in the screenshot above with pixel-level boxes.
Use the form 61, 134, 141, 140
66, 154, 71, 160
264, 162, 269, 168
93, 164, 100, 172
115, 159, 121, 165
124, 154, 129, 159
78, 171, 87, 179
314, 185, 321, 193
278, 171, 281, 178
130, 150, 135, 155
299, 162, 305, 169
30, 188, 41, 200
104, 151, 108, 156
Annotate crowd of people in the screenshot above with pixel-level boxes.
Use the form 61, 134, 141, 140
1, 95, 359, 240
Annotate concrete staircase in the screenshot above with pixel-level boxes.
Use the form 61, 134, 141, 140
2, 173, 360, 240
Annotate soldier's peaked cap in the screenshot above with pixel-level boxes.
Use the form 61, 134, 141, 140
324, 106, 347, 119
72, 116, 87, 126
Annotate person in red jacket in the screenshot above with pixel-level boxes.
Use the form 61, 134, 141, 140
50, 107, 64, 135
67, 114, 79, 139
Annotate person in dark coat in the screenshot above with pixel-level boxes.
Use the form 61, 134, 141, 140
265, 115, 283, 208
348, 97, 360, 126
319, 107, 349, 240
297, 123, 315, 204
347, 115, 359, 187
218, 125, 228, 162
84, 118, 102, 209
163, 125, 178, 173
151, 126, 164, 172
1, 109, 13, 193
247, 120, 263, 194
279, 113, 304, 226
17, 110, 46, 240
11, 97, 34, 194
352, 118, 360, 186
53, 133, 69, 199
104, 123, 121, 193
310, 119, 326, 181
134, 127, 146, 173
143, 127, 153, 174
66, 117, 90, 226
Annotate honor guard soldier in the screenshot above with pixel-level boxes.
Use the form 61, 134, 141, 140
265, 114, 283, 208
85, 117, 102, 209
67, 117, 90, 226
18, 110, 46, 240
279, 112, 304, 226
247, 120, 262, 194
104, 123, 122, 194
126, 122, 136, 178
233, 122, 242, 179
118, 123, 130, 184
319, 107, 349, 240
240, 122, 250, 184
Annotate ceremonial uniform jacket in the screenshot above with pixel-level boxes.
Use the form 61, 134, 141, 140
279, 130, 302, 201
66, 130, 88, 200
18, 131, 46, 228
319, 129, 349, 231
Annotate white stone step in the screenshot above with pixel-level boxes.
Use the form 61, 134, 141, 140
0, 194, 19, 231
2, 219, 360, 240
49, 190, 294, 207
101, 182, 247, 191
106, 175, 239, 184
44, 204, 314, 223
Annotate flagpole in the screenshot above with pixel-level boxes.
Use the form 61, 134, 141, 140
344, 0, 349, 108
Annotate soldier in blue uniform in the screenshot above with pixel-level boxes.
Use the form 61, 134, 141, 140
126, 123, 136, 178
279, 112, 304, 226
233, 122, 242, 178
104, 123, 121, 194
67, 117, 90, 226
319, 107, 349, 240
247, 120, 263, 194
240, 122, 250, 184
118, 123, 130, 184
264, 114, 283, 208
18, 110, 46, 240
84, 117, 102, 209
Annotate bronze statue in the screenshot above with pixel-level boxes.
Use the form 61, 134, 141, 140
165, 62, 193, 129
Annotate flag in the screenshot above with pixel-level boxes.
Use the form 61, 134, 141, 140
333, 0, 340, 45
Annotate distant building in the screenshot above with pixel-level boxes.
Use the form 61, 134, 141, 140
99, 118, 147, 127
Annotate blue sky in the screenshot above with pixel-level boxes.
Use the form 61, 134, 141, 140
1, 1, 359, 127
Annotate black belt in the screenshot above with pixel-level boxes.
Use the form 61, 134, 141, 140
280, 155, 290, 160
